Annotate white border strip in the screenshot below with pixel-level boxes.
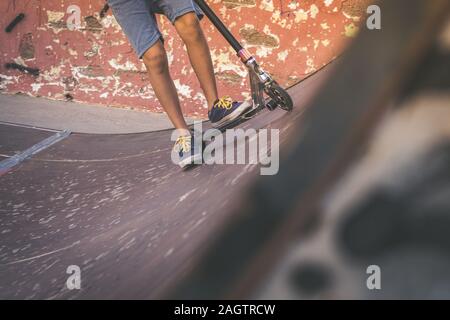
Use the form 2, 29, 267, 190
0, 129, 71, 175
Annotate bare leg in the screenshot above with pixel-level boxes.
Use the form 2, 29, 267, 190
142, 40, 189, 131
174, 12, 218, 110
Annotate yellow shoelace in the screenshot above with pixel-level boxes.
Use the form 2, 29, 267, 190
214, 96, 233, 110
174, 135, 191, 154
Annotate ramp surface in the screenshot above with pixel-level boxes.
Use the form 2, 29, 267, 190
0, 68, 330, 299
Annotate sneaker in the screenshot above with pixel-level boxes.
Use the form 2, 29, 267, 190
172, 134, 203, 168
208, 96, 252, 128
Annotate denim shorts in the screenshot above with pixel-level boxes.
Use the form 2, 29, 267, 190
108, 0, 203, 58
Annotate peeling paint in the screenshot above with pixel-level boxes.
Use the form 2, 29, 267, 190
0, 0, 370, 117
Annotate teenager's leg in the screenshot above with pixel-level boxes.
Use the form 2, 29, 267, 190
142, 40, 189, 131
174, 13, 218, 110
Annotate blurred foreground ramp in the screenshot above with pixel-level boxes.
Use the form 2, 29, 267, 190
169, 0, 450, 299
0, 63, 329, 299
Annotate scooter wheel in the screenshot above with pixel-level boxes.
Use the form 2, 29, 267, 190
264, 82, 293, 112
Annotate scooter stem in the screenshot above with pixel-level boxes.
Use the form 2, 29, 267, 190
193, 0, 252, 63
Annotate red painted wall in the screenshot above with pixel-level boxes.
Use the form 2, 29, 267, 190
0, 0, 369, 118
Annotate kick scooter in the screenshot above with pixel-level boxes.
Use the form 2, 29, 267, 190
194, 0, 293, 129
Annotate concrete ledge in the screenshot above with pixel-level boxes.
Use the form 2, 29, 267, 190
0, 94, 195, 134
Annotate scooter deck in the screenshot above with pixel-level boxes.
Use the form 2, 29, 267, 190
182, 102, 272, 170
